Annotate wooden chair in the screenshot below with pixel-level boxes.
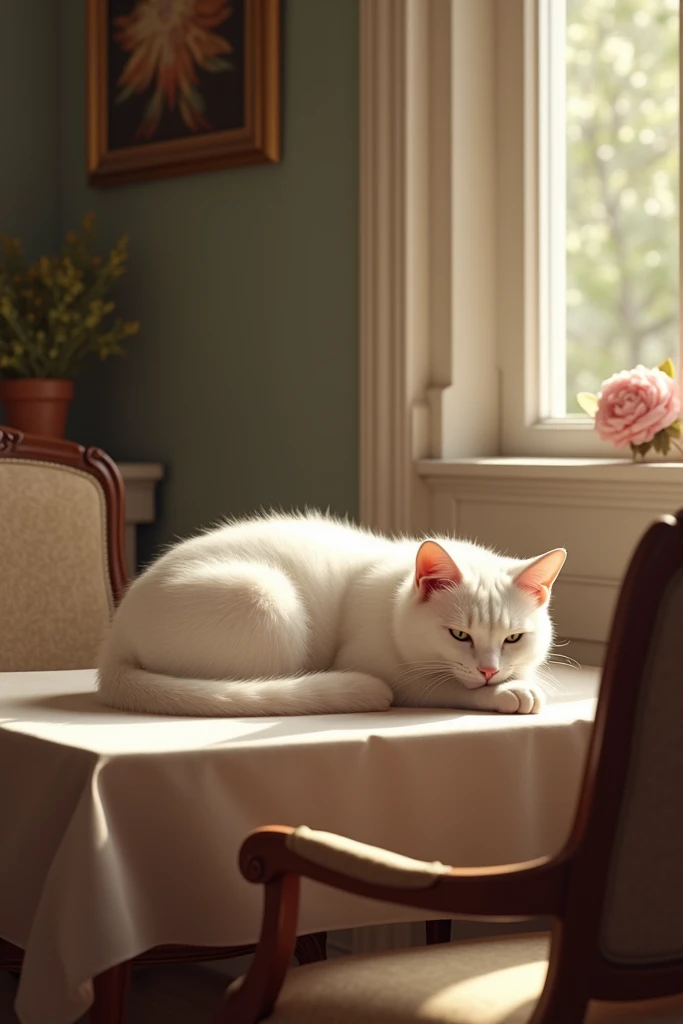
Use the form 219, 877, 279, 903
219, 509, 683, 1024
0, 426, 327, 1023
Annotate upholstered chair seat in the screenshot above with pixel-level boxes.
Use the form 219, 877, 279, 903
256, 934, 683, 1024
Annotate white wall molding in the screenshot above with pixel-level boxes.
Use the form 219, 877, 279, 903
422, 477, 683, 514
359, 0, 499, 534
418, 459, 683, 512
359, 0, 425, 534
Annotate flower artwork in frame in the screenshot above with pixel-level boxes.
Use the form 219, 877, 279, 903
87, 0, 281, 186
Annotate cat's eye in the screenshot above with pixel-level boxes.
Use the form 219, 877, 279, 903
449, 629, 471, 642
505, 633, 523, 643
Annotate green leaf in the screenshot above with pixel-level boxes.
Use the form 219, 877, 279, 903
576, 392, 599, 417
630, 441, 652, 460
653, 431, 671, 455
658, 358, 676, 379
668, 420, 681, 436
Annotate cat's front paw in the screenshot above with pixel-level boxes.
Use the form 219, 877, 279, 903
491, 682, 544, 715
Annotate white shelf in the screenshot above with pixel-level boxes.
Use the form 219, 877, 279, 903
116, 462, 164, 575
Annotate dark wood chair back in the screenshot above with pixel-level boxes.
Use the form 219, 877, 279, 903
545, 510, 683, 1010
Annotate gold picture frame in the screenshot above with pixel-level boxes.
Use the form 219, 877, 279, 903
87, 0, 281, 187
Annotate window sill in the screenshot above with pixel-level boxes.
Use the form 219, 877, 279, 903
416, 458, 683, 508
417, 456, 683, 484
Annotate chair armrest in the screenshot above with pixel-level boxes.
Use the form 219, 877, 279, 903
240, 824, 567, 918
216, 826, 568, 1024
282, 825, 452, 889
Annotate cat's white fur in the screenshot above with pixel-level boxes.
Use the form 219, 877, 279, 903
97, 512, 566, 717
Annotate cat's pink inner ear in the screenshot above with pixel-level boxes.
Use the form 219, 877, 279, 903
415, 541, 463, 599
514, 548, 567, 606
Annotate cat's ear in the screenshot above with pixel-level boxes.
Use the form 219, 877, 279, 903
514, 548, 566, 606
415, 541, 463, 599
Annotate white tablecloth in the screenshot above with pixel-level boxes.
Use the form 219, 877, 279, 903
0, 667, 599, 1024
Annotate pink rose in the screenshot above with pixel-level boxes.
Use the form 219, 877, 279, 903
595, 365, 680, 448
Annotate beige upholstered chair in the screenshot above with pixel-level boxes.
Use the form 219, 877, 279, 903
220, 511, 683, 1024
0, 426, 127, 671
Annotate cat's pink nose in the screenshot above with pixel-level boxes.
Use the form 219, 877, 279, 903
478, 666, 498, 683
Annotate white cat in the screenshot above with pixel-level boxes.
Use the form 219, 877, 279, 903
97, 513, 566, 717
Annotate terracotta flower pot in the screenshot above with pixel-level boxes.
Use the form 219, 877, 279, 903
0, 378, 74, 439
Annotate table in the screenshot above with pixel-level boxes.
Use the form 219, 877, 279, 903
0, 666, 599, 1024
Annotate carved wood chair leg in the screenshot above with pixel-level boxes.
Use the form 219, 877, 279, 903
91, 961, 132, 1024
294, 931, 328, 964
425, 920, 451, 945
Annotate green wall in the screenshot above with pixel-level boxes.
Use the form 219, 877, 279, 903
59, 0, 360, 563
0, 0, 60, 257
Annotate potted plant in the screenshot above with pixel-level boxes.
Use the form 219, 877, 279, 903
0, 213, 139, 438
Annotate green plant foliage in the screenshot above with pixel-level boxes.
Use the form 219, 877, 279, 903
0, 213, 140, 379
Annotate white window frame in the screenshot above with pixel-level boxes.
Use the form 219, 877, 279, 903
496, 0, 667, 456
359, 0, 683, 664
538, 0, 568, 420
360, 0, 500, 534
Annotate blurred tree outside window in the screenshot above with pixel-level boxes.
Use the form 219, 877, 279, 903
561, 0, 679, 414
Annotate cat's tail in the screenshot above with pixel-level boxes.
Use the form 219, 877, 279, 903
97, 663, 393, 717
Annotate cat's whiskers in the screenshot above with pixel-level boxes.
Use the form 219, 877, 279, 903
415, 673, 454, 707
392, 662, 464, 703
392, 674, 446, 697
395, 659, 458, 672
535, 665, 564, 695
547, 653, 581, 670
393, 660, 458, 684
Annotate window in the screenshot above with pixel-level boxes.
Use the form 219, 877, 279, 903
500, 0, 680, 453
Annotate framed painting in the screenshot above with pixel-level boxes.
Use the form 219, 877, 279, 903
87, 0, 281, 186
